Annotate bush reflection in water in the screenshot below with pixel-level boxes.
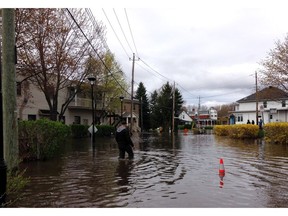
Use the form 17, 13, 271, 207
11, 132, 288, 207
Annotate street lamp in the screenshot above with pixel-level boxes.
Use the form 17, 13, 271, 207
88, 76, 96, 144
119, 96, 124, 120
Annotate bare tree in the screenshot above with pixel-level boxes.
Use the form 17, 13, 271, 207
15, 8, 106, 121
259, 34, 288, 91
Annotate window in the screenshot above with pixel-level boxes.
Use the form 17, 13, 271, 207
263, 101, 267, 108
83, 119, 88, 125
17, 82, 21, 96
74, 116, 81, 124
28, 115, 36, 121
282, 100, 286, 107
237, 114, 243, 122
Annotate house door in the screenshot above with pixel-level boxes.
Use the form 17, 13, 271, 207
229, 114, 235, 125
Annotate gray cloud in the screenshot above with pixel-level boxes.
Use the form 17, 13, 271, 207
93, 6, 288, 107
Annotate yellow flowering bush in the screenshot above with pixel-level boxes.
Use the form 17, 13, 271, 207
228, 124, 259, 139
264, 122, 288, 144
214, 125, 230, 136
214, 124, 259, 139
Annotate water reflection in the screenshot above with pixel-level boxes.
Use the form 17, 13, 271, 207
116, 160, 134, 188
219, 158, 225, 188
9, 133, 288, 207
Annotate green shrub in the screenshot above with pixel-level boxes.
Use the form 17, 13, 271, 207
70, 124, 89, 138
95, 125, 115, 136
178, 124, 192, 130
18, 119, 71, 161
204, 126, 213, 130
264, 122, 288, 144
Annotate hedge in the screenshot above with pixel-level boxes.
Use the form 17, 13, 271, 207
18, 119, 71, 161
264, 122, 288, 144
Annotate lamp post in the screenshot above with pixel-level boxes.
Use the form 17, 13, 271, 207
119, 96, 124, 121
88, 76, 96, 144
0, 15, 7, 206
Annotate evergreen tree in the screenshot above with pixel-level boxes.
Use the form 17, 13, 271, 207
150, 90, 160, 130
135, 82, 150, 131
149, 82, 184, 132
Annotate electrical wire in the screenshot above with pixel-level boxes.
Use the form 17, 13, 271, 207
102, 8, 130, 58
65, 8, 130, 96
113, 8, 134, 55
124, 8, 139, 58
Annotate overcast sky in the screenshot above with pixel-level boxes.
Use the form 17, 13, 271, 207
8, 0, 288, 108
89, 1, 288, 108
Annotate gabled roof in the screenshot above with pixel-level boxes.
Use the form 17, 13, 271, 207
237, 86, 288, 103
178, 111, 193, 122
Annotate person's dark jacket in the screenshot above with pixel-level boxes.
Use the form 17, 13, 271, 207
115, 125, 134, 148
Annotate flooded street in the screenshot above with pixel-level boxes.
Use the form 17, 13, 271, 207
10, 132, 288, 207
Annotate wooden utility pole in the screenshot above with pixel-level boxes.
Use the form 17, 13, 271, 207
130, 53, 135, 133
129, 53, 139, 133
140, 96, 143, 132
0, 10, 7, 206
2, 9, 18, 170
255, 71, 259, 125
172, 81, 175, 133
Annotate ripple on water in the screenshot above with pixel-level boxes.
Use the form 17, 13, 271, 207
10, 135, 288, 207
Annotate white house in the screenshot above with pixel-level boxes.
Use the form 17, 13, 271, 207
178, 111, 193, 122
231, 86, 288, 124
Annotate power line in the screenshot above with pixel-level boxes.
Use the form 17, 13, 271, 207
113, 8, 134, 54
124, 8, 139, 57
93, 9, 248, 105
85, 8, 110, 52
65, 8, 130, 96
102, 8, 130, 58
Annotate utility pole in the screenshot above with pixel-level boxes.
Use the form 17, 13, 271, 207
140, 96, 143, 132
1, 8, 18, 205
2, 9, 18, 170
0, 11, 7, 206
172, 81, 175, 133
255, 71, 259, 125
129, 53, 139, 134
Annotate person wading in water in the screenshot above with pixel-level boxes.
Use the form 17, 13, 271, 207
115, 121, 134, 160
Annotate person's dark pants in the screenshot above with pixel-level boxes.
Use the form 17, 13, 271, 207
119, 145, 134, 159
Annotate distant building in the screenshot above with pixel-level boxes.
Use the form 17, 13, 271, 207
188, 107, 218, 127
230, 86, 288, 124
178, 111, 193, 123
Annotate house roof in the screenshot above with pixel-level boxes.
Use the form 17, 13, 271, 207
178, 111, 193, 122
237, 86, 288, 103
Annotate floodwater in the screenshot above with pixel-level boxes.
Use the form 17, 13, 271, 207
9, 131, 288, 207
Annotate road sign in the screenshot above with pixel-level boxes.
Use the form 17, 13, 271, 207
88, 125, 98, 134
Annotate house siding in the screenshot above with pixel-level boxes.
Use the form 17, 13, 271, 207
231, 87, 288, 124
16, 77, 140, 128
